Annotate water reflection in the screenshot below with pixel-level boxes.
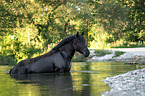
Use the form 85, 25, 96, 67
1, 62, 145, 96
11, 73, 73, 96
71, 62, 144, 96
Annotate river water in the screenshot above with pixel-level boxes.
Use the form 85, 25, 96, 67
0, 62, 145, 96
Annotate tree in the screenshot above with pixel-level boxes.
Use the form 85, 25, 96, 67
1, 0, 144, 62
0, 0, 95, 61
119, 0, 145, 44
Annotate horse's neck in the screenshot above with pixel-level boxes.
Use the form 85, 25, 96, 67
60, 41, 75, 61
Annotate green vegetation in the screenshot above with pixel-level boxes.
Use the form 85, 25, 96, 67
0, 0, 144, 63
94, 49, 125, 58
94, 49, 112, 57
112, 51, 126, 58
111, 39, 145, 48
72, 49, 126, 62
72, 52, 87, 62
0, 55, 16, 65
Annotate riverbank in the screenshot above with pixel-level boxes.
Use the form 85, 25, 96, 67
102, 67, 145, 96
100, 47, 145, 96
88, 47, 145, 64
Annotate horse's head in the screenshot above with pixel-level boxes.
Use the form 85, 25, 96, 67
73, 32, 90, 57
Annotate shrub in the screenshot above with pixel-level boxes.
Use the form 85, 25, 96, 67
112, 51, 125, 58
94, 49, 112, 57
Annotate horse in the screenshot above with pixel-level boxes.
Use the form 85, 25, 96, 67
9, 32, 90, 75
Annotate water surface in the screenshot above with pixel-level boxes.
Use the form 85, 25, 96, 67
0, 62, 145, 96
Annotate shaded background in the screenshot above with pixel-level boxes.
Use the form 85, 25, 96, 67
0, 0, 145, 63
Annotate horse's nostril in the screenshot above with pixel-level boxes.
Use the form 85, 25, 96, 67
87, 50, 90, 55
84, 51, 90, 57
87, 52, 90, 56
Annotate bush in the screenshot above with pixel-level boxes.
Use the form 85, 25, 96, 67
0, 55, 16, 65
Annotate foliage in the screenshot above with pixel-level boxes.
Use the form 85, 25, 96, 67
88, 24, 113, 48
119, 0, 145, 43
72, 52, 87, 62
94, 49, 112, 57
112, 51, 126, 58
110, 38, 145, 48
0, 55, 16, 65
0, 0, 144, 63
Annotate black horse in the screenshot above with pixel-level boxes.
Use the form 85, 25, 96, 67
9, 32, 90, 74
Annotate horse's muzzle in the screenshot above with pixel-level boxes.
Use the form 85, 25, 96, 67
83, 49, 90, 57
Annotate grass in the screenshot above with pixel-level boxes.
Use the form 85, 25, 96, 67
94, 49, 112, 57
112, 51, 126, 58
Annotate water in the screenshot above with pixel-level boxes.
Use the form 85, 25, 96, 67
0, 62, 145, 96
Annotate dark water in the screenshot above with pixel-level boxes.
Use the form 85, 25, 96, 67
0, 62, 145, 96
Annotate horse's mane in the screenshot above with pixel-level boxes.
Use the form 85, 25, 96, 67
52, 35, 75, 50
18, 34, 76, 65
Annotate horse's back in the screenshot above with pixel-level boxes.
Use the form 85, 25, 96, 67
10, 52, 68, 74
27, 52, 67, 73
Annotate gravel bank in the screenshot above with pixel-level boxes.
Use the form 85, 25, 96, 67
88, 47, 145, 63
102, 68, 145, 96
94, 48, 145, 96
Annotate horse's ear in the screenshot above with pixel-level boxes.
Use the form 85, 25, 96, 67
76, 32, 79, 37
81, 32, 84, 36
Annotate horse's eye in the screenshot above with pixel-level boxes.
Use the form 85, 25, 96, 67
77, 41, 81, 43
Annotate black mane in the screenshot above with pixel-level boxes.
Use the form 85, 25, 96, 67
52, 35, 76, 50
